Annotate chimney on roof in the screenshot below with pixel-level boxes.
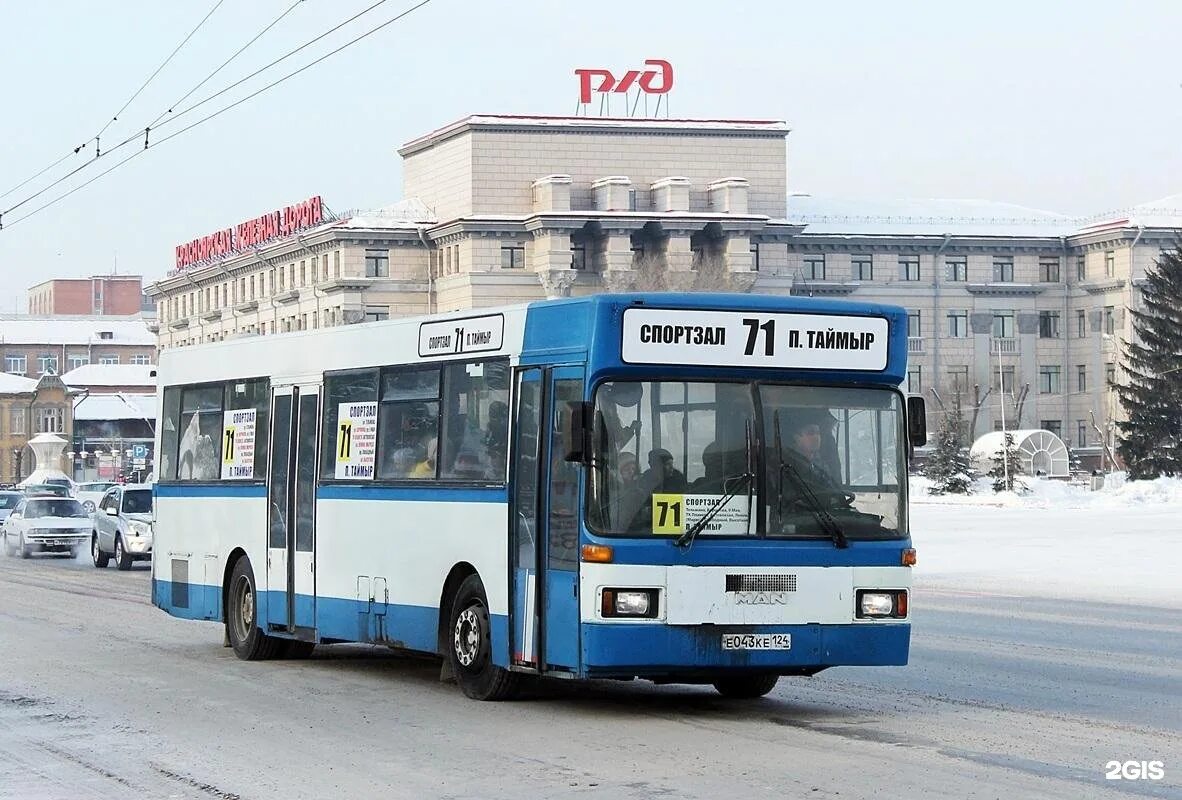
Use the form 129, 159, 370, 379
651, 177, 691, 213
707, 178, 750, 214
592, 176, 633, 211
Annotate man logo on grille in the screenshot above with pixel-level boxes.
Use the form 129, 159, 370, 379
733, 591, 790, 605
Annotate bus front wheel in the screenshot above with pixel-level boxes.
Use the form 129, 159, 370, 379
226, 557, 284, 661
448, 575, 518, 701
712, 674, 780, 699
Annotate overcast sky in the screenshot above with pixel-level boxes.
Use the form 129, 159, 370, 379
2, 0, 1180, 313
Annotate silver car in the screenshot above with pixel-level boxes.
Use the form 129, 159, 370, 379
92, 485, 154, 570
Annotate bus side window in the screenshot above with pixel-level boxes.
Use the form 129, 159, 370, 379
376, 367, 440, 480
159, 387, 182, 480
320, 370, 378, 479
440, 359, 510, 483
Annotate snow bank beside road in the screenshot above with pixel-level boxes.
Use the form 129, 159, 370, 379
908, 474, 1182, 606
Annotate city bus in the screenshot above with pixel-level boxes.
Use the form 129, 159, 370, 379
152, 292, 925, 700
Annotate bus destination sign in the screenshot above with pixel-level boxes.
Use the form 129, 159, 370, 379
620, 308, 889, 371
418, 313, 505, 358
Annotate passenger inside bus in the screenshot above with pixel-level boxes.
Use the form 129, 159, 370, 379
640, 448, 687, 494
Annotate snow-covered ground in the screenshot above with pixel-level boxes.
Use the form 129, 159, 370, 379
909, 473, 1182, 607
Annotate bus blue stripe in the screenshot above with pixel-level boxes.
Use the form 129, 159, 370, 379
155, 483, 267, 498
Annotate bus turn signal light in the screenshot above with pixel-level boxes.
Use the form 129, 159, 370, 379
581, 544, 613, 563
902, 548, 917, 566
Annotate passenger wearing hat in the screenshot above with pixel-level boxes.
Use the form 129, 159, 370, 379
640, 448, 687, 494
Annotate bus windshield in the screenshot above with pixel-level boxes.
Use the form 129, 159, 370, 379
587, 380, 905, 540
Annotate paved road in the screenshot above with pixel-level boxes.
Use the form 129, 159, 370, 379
1, 553, 1179, 799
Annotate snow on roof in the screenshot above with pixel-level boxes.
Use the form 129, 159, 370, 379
399, 114, 789, 154
330, 197, 437, 229
788, 195, 1076, 238
1078, 192, 1182, 232
0, 317, 155, 346
62, 364, 155, 388
0, 372, 38, 393
73, 393, 156, 422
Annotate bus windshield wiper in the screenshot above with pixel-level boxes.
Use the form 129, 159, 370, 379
778, 457, 849, 548
675, 421, 755, 548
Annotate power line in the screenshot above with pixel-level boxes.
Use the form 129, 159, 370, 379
97, 0, 226, 139
0, 0, 224, 204
147, 0, 306, 131
1, 0, 437, 231
3, 0, 389, 221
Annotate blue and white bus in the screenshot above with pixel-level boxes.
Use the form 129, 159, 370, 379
152, 292, 925, 700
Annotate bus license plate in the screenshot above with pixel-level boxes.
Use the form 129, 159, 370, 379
721, 633, 791, 651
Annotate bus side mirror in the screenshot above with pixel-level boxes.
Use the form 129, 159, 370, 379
907, 396, 927, 447
561, 401, 592, 463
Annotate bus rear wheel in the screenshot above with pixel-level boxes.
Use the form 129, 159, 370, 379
712, 674, 780, 699
448, 575, 518, 701
226, 557, 284, 661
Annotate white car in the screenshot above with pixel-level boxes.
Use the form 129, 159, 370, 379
3, 497, 91, 558
0, 491, 23, 525
92, 484, 154, 570
75, 481, 117, 514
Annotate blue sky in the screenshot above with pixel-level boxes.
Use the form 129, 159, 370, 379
2, 0, 1181, 312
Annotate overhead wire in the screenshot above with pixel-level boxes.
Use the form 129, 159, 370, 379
0, 0, 224, 203
1, 0, 437, 231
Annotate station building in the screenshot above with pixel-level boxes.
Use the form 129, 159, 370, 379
146, 113, 1182, 465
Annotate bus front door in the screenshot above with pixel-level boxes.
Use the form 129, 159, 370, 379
509, 366, 583, 674
265, 385, 320, 639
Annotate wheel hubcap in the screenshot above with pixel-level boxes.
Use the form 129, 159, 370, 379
454, 606, 484, 668
234, 576, 254, 642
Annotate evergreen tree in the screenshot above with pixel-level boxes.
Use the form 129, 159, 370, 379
924, 395, 973, 494
1116, 247, 1182, 479
988, 432, 1026, 493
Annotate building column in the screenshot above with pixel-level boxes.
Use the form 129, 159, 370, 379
722, 233, 756, 292
530, 231, 573, 273
539, 269, 577, 298
599, 229, 636, 292
664, 231, 695, 292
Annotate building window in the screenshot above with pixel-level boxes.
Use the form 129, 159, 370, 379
803, 255, 826, 280
1105, 362, 1116, 385
1038, 365, 1061, 394
1103, 306, 1115, 335
853, 255, 873, 281
6, 356, 27, 375
130, 355, 151, 366
750, 243, 760, 272
364, 307, 390, 323
571, 244, 587, 271
947, 365, 969, 393
947, 310, 968, 338
38, 356, 58, 375
10, 407, 25, 435
36, 407, 65, 433
906, 310, 922, 338
67, 355, 88, 370
1077, 364, 1087, 392
945, 256, 967, 282
452, 245, 460, 272
1076, 255, 1086, 281
1104, 250, 1115, 278
992, 311, 1015, 338
300, 260, 307, 286
1077, 420, 1088, 448
1041, 419, 1062, 439
334, 251, 341, 279
1076, 309, 1087, 338
993, 365, 1015, 392
365, 249, 390, 278
1039, 257, 1061, 282
501, 245, 526, 269
98, 355, 119, 365
906, 366, 922, 394
992, 257, 1014, 283
900, 255, 920, 281
1038, 310, 1060, 339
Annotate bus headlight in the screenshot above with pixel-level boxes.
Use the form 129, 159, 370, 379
856, 590, 907, 619
601, 589, 659, 619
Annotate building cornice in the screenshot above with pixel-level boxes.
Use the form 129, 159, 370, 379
1080, 278, 1126, 294
964, 283, 1046, 297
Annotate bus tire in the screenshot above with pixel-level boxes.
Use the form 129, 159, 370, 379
226, 557, 284, 661
712, 674, 779, 699
448, 575, 518, 701
92, 535, 110, 568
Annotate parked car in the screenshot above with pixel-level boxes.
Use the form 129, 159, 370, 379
92, 484, 153, 570
75, 481, 117, 513
0, 491, 23, 525
3, 497, 91, 558
21, 483, 71, 498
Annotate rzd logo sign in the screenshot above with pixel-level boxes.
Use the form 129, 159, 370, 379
575, 59, 673, 105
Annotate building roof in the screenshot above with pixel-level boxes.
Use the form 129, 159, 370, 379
73, 392, 156, 422
399, 114, 791, 156
1078, 192, 1182, 232
329, 197, 438, 230
62, 364, 155, 388
0, 372, 38, 393
28, 275, 143, 291
0, 316, 155, 346
787, 194, 1076, 238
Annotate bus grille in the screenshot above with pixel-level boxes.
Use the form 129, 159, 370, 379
725, 574, 797, 593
